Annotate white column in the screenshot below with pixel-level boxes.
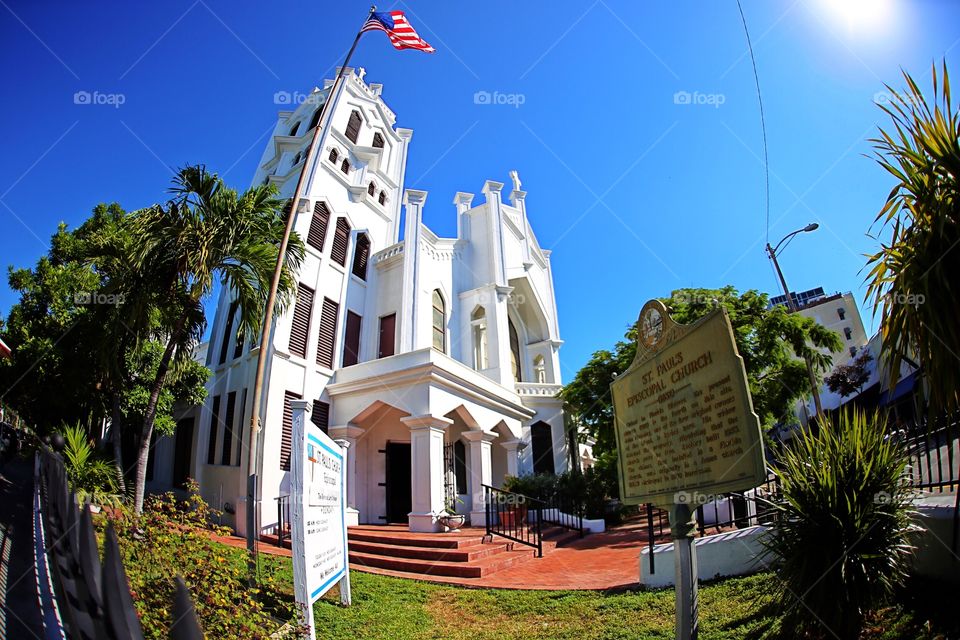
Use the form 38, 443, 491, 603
462, 431, 496, 526
401, 414, 452, 532
328, 424, 364, 526
500, 439, 526, 478
400, 189, 428, 353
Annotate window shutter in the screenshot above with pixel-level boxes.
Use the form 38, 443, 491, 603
378, 313, 396, 358
288, 284, 315, 359
311, 400, 330, 434
206, 395, 221, 465
280, 390, 302, 471
219, 301, 238, 364
372, 132, 384, 148
367, 181, 375, 196
331, 218, 351, 266
378, 191, 386, 205
345, 110, 362, 143
352, 233, 370, 280
316, 297, 340, 369
328, 148, 338, 163
221, 391, 236, 465
307, 201, 330, 251
343, 311, 362, 367
340, 159, 350, 174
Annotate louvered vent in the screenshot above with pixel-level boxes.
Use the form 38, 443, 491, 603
331, 218, 351, 266
316, 297, 340, 369
288, 283, 315, 359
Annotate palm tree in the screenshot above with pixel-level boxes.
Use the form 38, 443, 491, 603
127, 166, 305, 514
867, 61, 960, 415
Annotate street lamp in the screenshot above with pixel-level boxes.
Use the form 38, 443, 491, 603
766, 223, 824, 420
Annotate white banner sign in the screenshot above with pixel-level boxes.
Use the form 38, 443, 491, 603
290, 400, 350, 638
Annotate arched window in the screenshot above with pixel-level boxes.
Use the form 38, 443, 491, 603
309, 108, 322, 130
345, 110, 362, 143
288, 121, 300, 136
328, 148, 338, 163
352, 233, 370, 280
471, 307, 488, 371
508, 317, 522, 382
331, 217, 351, 266
533, 355, 546, 383
340, 158, 350, 174
367, 181, 376, 196
372, 132, 384, 148
292, 151, 302, 165
431, 290, 445, 352
378, 191, 386, 206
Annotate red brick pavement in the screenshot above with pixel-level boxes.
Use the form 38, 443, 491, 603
216, 519, 673, 591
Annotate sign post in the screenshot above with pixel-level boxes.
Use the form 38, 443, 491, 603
611, 300, 765, 640
290, 400, 351, 640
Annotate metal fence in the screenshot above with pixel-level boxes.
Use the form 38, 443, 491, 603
35, 447, 204, 639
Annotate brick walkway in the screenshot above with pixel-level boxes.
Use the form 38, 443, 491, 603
219, 519, 672, 591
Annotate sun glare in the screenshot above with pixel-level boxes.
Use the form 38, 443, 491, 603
820, 0, 895, 34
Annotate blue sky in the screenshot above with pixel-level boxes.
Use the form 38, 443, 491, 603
1, 1, 958, 379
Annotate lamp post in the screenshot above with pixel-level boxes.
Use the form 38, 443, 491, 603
766, 223, 824, 420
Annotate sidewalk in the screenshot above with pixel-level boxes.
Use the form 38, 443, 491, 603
1, 456, 44, 639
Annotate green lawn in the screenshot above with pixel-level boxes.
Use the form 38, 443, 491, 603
299, 567, 956, 640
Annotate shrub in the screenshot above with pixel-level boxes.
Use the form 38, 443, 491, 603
61, 423, 120, 507
764, 409, 918, 639
104, 481, 297, 639
502, 468, 615, 520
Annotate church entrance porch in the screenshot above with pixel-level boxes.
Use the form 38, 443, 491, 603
326, 348, 540, 533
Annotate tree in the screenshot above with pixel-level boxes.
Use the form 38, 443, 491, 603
824, 350, 873, 398
122, 166, 305, 514
0, 204, 209, 490
560, 287, 843, 481
867, 61, 960, 414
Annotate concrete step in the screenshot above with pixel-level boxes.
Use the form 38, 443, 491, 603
348, 539, 510, 562
349, 545, 535, 578
347, 526, 486, 549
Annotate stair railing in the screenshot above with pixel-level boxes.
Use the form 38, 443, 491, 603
483, 484, 544, 557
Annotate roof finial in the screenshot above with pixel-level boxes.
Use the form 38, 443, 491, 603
509, 169, 522, 193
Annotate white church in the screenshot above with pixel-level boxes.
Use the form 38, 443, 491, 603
149, 68, 572, 535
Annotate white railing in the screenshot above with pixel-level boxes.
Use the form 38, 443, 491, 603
514, 382, 562, 397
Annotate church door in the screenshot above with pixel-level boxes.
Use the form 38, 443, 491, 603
384, 441, 411, 523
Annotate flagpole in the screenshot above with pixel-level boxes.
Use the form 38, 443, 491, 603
245, 5, 377, 584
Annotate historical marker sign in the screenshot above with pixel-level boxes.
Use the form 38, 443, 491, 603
611, 300, 766, 506
290, 400, 350, 639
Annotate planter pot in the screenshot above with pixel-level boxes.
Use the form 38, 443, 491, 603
499, 506, 528, 529
438, 513, 466, 532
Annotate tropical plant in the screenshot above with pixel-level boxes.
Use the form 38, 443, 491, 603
0, 204, 209, 491
763, 409, 918, 639
107, 481, 297, 639
824, 350, 873, 398
867, 61, 960, 415
61, 423, 121, 507
121, 166, 305, 514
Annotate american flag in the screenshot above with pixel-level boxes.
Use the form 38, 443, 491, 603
361, 10, 435, 53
